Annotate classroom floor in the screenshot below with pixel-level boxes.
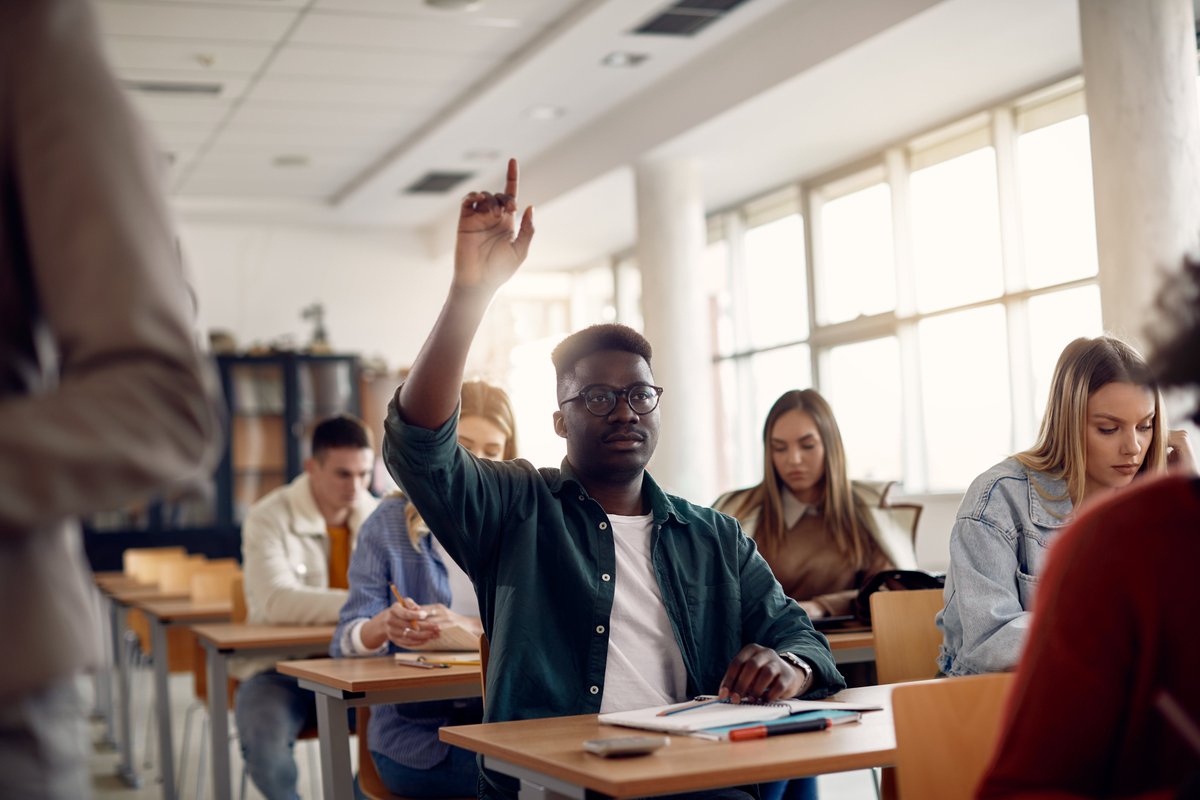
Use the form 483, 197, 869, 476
86, 672, 878, 800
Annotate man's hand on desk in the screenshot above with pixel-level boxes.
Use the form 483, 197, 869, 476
718, 643, 812, 704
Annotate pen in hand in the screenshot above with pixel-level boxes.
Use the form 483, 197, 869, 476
389, 582, 425, 630
656, 697, 727, 717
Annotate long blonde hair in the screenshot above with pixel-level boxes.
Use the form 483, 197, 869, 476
1015, 336, 1167, 506
726, 389, 874, 564
405, 380, 518, 549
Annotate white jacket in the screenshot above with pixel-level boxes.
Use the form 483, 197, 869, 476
235, 472, 378, 679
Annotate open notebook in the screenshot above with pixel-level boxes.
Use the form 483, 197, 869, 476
599, 696, 882, 735
399, 622, 480, 651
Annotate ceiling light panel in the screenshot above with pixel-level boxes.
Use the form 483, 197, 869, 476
289, 12, 516, 55
104, 38, 274, 75
93, 2, 300, 42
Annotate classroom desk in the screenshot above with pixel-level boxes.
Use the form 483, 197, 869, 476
192, 624, 339, 800
102, 583, 189, 788
826, 630, 876, 665
441, 683, 896, 800
134, 598, 233, 800
91, 573, 145, 750
277, 655, 484, 800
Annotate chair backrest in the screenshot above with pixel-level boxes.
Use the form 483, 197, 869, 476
122, 546, 186, 581
230, 575, 247, 623
870, 588, 945, 684
893, 673, 1015, 800
189, 566, 242, 605
159, 557, 208, 595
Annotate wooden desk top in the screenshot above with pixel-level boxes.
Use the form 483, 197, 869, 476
825, 631, 875, 651
108, 585, 189, 604
192, 623, 337, 652
441, 684, 897, 798
133, 598, 232, 622
277, 654, 481, 693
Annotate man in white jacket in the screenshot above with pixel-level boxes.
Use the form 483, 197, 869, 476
235, 414, 378, 800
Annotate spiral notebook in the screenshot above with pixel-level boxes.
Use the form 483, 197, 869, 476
599, 696, 882, 735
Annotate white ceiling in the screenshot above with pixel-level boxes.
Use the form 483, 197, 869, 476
97, 0, 1086, 270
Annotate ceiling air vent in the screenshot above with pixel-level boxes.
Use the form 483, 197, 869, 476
123, 80, 223, 96
403, 171, 475, 194
633, 0, 751, 37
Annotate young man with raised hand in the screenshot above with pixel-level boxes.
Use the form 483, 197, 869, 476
384, 160, 844, 800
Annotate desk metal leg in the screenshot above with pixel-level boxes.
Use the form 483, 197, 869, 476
206, 646, 232, 800
313, 693, 354, 800
115, 604, 142, 788
97, 593, 117, 746
149, 618, 177, 800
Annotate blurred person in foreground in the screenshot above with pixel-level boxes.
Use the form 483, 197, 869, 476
0, 0, 222, 796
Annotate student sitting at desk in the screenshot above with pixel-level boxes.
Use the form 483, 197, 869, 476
714, 389, 914, 800
332, 380, 518, 797
976, 261, 1200, 799
938, 336, 1194, 677
384, 159, 844, 800
236, 415, 379, 800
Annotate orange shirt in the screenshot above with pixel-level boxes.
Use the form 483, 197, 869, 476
327, 525, 350, 590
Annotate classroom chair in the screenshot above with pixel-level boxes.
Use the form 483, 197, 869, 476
122, 546, 186, 580
870, 588, 945, 685
857, 480, 923, 568
892, 673, 1015, 800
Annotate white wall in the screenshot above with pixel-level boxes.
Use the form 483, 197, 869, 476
179, 219, 450, 372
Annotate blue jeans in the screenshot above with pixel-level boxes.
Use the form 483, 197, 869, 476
235, 670, 356, 800
372, 745, 479, 797
759, 778, 818, 800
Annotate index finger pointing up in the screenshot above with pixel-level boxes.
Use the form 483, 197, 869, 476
506, 158, 519, 199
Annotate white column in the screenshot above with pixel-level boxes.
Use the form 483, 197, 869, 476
635, 158, 718, 503
1080, 0, 1200, 347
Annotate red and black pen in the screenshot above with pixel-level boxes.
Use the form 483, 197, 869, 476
727, 714, 857, 741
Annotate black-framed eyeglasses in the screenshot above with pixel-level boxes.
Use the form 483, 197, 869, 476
558, 383, 664, 417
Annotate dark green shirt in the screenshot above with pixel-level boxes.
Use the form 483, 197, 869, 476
384, 396, 845, 796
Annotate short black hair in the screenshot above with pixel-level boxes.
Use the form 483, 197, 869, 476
311, 414, 372, 458
551, 324, 653, 386
1151, 256, 1200, 424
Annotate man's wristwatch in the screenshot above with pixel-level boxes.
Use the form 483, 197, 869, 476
779, 651, 814, 695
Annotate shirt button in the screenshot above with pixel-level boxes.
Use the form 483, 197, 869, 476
595, 625, 605, 634
578, 495, 585, 501
599, 522, 608, 530
590, 685, 600, 695
601, 573, 611, 582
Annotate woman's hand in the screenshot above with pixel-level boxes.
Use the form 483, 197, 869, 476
415, 603, 484, 638
1167, 429, 1197, 475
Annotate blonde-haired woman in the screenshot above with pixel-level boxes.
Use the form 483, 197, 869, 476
332, 380, 516, 797
938, 335, 1192, 677
715, 389, 915, 621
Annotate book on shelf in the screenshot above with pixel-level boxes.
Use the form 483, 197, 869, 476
598, 695, 881, 736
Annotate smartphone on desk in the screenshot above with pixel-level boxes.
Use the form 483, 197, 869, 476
583, 735, 670, 757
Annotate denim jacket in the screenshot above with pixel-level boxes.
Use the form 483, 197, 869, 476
936, 457, 1073, 676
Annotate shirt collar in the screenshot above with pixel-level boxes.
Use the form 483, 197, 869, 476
1024, 469, 1074, 527
549, 459, 690, 527
781, 489, 819, 528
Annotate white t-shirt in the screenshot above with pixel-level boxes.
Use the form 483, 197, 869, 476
599, 513, 689, 713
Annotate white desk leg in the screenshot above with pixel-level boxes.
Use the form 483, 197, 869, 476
98, 593, 117, 746
206, 645, 232, 800
313, 692, 354, 800
150, 617, 177, 800
115, 604, 142, 788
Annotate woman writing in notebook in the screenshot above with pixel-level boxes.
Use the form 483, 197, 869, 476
332, 380, 518, 797
714, 389, 914, 621
937, 335, 1195, 678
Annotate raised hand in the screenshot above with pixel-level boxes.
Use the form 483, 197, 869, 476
454, 158, 534, 292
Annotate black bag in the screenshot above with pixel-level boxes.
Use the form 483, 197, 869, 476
853, 569, 945, 624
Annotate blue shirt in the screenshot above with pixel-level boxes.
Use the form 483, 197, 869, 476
936, 457, 1073, 676
384, 396, 846, 799
330, 496, 482, 769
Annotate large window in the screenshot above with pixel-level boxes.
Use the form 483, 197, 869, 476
710, 80, 1103, 493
